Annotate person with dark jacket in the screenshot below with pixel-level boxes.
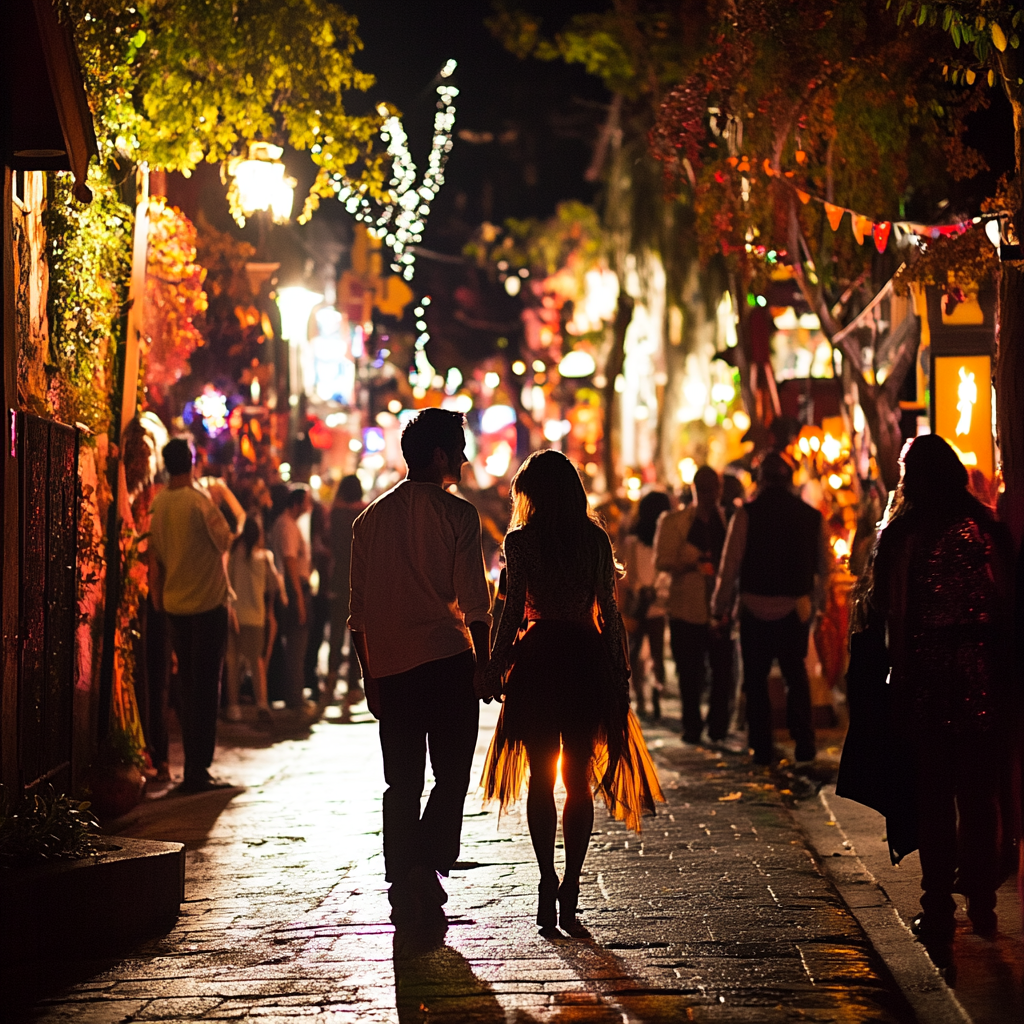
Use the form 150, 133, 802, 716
712, 453, 831, 765
862, 435, 1014, 975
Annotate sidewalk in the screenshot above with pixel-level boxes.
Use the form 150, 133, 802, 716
7, 697, 930, 1024
794, 767, 1022, 1024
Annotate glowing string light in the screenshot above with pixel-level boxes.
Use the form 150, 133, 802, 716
332, 62, 459, 282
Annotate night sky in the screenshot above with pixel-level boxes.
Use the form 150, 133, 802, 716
342, 0, 609, 250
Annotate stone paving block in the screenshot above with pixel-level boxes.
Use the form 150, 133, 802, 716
11, 712, 919, 1024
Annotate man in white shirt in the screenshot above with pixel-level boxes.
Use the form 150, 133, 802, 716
148, 438, 245, 792
272, 485, 313, 710
349, 408, 492, 944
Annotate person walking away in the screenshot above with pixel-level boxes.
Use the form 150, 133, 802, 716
655, 466, 732, 744
303, 491, 332, 701
348, 409, 493, 948
147, 438, 245, 792
621, 491, 671, 719
864, 434, 1013, 975
272, 485, 314, 712
483, 450, 664, 936
225, 514, 285, 726
327, 475, 367, 704
712, 453, 831, 765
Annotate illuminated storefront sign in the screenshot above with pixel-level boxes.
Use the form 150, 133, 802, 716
933, 354, 993, 477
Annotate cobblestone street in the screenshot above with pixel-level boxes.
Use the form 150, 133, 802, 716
7, 696, 936, 1024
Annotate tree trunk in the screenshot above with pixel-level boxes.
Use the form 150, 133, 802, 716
996, 263, 1024, 546
995, 51, 1024, 548
601, 294, 634, 493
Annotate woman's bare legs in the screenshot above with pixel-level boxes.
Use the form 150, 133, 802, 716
525, 736, 560, 883
560, 739, 595, 890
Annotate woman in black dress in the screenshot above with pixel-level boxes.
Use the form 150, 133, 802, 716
483, 451, 663, 934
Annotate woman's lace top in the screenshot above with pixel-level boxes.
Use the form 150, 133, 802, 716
486, 524, 629, 694
902, 514, 1005, 729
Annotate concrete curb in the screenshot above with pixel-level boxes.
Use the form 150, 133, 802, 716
791, 790, 971, 1024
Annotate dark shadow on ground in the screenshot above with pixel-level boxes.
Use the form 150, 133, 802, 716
393, 941, 505, 1023
103, 786, 243, 849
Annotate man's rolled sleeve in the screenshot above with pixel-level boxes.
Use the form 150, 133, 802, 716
454, 508, 492, 628
347, 520, 367, 633
203, 498, 234, 554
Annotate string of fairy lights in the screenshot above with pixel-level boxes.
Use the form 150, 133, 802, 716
334, 59, 459, 283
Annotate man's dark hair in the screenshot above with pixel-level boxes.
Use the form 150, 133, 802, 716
286, 484, 310, 510
758, 452, 793, 487
163, 437, 194, 476
401, 408, 466, 471
693, 465, 720, 494
338, 474, 363, 503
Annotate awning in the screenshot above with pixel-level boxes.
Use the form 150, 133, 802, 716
2, 0, 98, 201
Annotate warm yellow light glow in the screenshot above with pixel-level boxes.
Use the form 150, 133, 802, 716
821, 433, 842, 462
388, 399, 402, 413
733, 410, 750, 431
828, 473, 843, 489
309, 474, 322, 491
484, 440, 512, 477
809, 435, 821, 452
559, 349, 597, 378
230, 144, 296, 225
955, 365, 977, 436
484, 371, 500, 388
532, 359, 546, 373
798, 437, 811, 456
511, 360, 526, 375
679, 458, 697, 485
832, 537, 850, 559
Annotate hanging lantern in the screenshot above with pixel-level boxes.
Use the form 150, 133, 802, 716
226, 143, 297, 227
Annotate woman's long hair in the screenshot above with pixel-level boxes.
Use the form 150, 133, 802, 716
630, 491, 671, 547
233, 513, 262, 558
509, 450, 610, 576
852, 434, 994, 632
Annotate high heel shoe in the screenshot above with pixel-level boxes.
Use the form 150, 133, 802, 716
537, 877, 558, 930
558, 881, 586, 936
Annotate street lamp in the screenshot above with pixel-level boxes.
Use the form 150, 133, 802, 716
227, 142, 296, 227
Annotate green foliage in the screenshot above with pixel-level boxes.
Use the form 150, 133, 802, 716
67, 0, 388, 217
45, 169, 133, 436
0, 784, 101, 869
478, 201, 606, 277
892, 2, 1021, 62
647, 0, 965, 300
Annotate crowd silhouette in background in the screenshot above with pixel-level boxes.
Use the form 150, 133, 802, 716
129, 411, 1021, 967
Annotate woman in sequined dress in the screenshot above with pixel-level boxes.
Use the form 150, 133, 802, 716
868, 434, 1013, 971
482, 451, 663, 935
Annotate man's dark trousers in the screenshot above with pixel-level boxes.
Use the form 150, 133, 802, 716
669, 619, 733, 741
378, 649, 478, 883
739, 609, 815, 763
167, 605, 228, 785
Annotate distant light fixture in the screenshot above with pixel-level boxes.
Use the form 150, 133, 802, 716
276, 286, 323, 343
484, 371, 501, 388
480, 404, 517, 434
559, 350, 596, 378
227, 142, 297, 227
504, 276, 521, 297
511, 360, 526, 375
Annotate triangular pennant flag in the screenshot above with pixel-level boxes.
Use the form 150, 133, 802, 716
852, 214, 871, 245
824, 203, 844, 231
872, 221, 892, 253
796, 189, 811, 205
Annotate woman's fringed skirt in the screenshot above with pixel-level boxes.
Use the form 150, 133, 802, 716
481, 620, 664, 832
